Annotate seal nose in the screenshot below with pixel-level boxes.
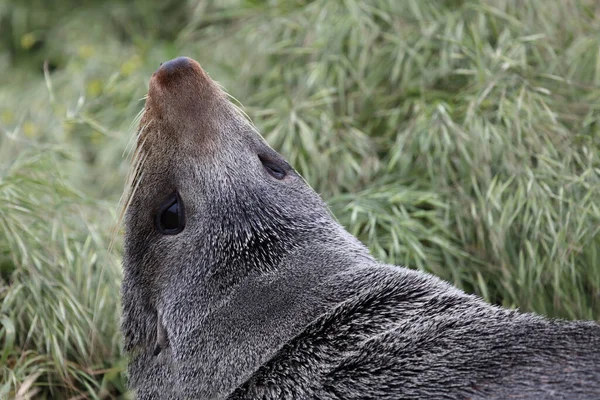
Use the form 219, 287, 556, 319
158, 57, 189, 74
153, 57, 198, 86
147, 56, 220, 119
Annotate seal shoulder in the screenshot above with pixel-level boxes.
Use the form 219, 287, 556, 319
229, 264, 600, 399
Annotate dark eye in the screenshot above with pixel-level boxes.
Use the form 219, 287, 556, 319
260, 157, 286, 180
156, 192, 185, 235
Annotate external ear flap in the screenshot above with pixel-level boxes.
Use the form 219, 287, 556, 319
153, 319, 169, 356
156, 192, 185, 235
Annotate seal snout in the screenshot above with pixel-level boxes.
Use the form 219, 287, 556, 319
145, 55, 225, 139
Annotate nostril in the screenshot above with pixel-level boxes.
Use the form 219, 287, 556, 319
158, 57, 191, 74
154, 57, 195, 85
151, 56, 208, 91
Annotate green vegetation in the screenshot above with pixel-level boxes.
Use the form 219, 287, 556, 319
1, 0, 599, 398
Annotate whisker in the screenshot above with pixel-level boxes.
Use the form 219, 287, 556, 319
110, 127, 150, 252
123, 107, 147, 158
222, 88, 260, 134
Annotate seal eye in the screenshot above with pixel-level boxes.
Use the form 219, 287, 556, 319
156, 192, 185, 235
260, 157, 286, 180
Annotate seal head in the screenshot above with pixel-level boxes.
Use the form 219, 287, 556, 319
121, 56, 371, 398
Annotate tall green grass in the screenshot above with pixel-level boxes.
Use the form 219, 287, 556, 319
1, 0, 599, 398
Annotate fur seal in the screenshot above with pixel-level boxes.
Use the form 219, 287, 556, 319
121, 56, 600, 399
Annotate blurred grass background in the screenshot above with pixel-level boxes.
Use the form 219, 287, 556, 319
1, 0, 600, 398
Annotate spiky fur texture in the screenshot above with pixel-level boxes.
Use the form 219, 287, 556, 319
122, 57, 600, 400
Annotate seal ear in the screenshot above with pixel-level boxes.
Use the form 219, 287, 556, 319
152, 318, 169, 356
156, 192, 186, 235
